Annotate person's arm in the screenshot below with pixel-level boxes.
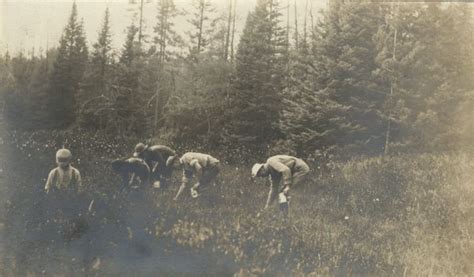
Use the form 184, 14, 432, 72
44, 169, 55, 193
191, 160, 203, 180
75, 170, 83, 193
128, 173, 136, 185
268, 160, 292, 192
174, 169, 191, 201
264, 176, 277, 209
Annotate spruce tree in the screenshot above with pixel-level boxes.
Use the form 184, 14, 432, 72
186, 0, 219, 59
375, 2, 474, 152
49, 2, 88, 127
281, 1, 387, 156
154, 0, 182, 64
90, 7, 113, 94
226, 0, 287, 151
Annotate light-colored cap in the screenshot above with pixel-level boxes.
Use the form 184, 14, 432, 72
56, 148, 72, 165
251, 163, 265, 178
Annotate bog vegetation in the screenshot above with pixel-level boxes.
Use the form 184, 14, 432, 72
0, 0, 472, 275
0, 130, 472, 275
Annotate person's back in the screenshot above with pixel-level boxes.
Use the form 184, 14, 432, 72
45, 165, 82, 192
174, 152, 220, 200
145, 145, 176, 163
252, 154, 310, 214
111, 157, 150, 192
180, 152, 219, 171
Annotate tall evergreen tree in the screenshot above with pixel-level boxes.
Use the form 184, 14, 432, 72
114, 22, 146, 135
226, 0, 287, 150
186, 0, 218, 59
49, 2, 88, 127
281, 1, 387, 156
154, 0, 182, 64
375, 2, 474, 152
89, 7, 113, 94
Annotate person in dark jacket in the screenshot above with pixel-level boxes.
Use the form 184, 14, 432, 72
251, 155, 310, 215
133, 143, 177, 189
111, 157, 150, 193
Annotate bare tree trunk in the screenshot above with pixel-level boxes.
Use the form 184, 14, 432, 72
309, 1, 314, 41
224, 0, 233, 60
303, 0, 308, 46
230, 0, 237, 62
286, 0, 291, 90
384, 1, 399, 156
294, 0, 298, 49
197, 0, 205, 54
287, 0, 290, 47
161, 12, 168, 64
138, 0, 144, 44
154, 81, 160, 135
154, 4, 169, 134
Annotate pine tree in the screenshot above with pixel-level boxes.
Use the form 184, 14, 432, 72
49, 2, 88, 127
90, 7, 113, 94
154, 0, 182, 64
281, 1, 387, 157
186, 0, 219, 59
115, 22, 145, 135
27, 56, 50, 126
374, 2, 474, 152
226, 0, 287, 151
0, 51, 14, 115
120, 23, 140, 66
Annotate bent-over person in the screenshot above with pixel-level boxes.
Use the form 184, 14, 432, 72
133, 143, 177, 188
251, 155, 310, 215
111, 157, 150, 193
174, 152, 220, 200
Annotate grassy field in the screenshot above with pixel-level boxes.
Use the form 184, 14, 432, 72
0, 129, 473, 276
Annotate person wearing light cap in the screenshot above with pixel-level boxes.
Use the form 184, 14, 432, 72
45, 148, 82, 193
44, 148, 86, 243
251, 155, 310, 214
173, 152, 220, 200
133, 143, 177, 188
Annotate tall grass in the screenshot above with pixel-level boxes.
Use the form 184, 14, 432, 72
1, 130, 472, 276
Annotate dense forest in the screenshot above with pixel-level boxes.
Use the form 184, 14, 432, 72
1, 0, 472, 159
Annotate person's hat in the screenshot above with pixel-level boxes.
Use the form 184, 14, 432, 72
133, 143, 146, 157
56, 148, 72, 165
251, 163, 265, 178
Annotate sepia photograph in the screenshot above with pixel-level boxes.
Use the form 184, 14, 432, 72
0, 0, 473, 275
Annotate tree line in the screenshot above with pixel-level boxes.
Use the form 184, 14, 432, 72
0, 0, 472, 159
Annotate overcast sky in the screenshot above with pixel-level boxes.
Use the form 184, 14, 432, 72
0, 0, 328, 56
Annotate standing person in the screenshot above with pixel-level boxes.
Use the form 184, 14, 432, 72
133, 143, 177, 188
173, 152, 220, 200
44, 148, 84, 240
251, 155, 310, 215
45, 148, 82, 194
